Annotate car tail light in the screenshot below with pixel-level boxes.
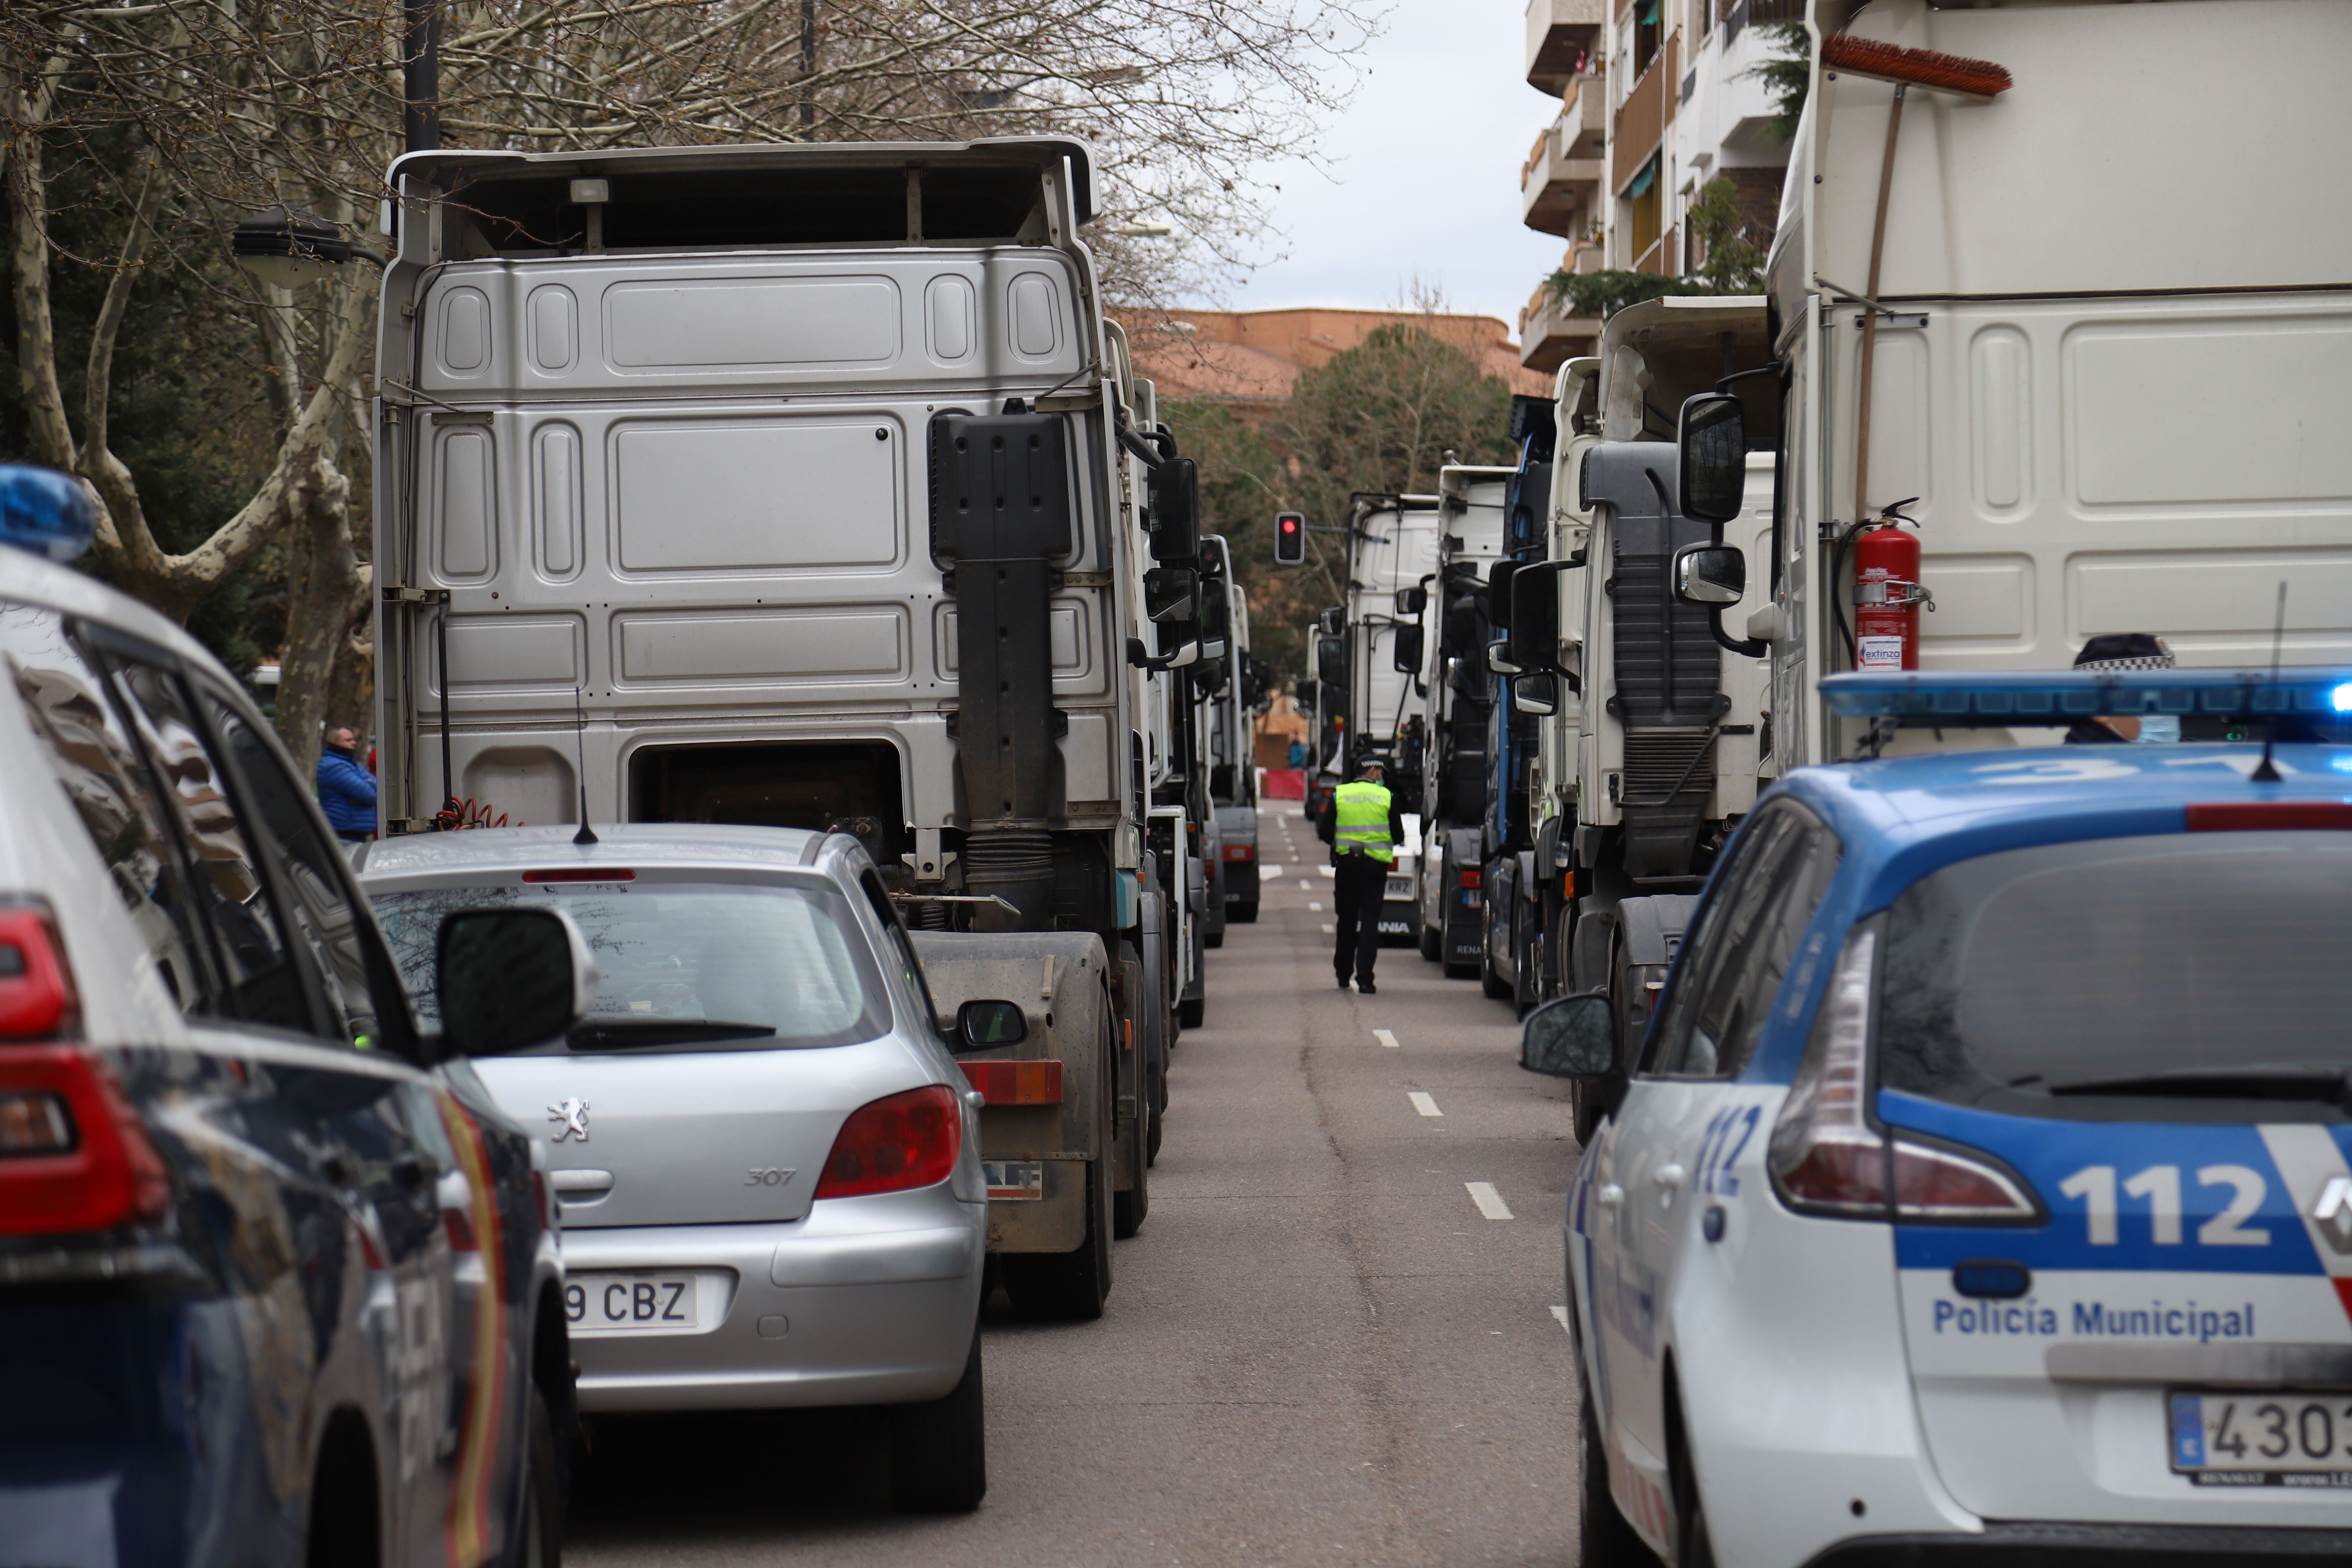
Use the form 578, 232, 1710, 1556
0, 906, 79, 1040
0, 1046, 170, 1236
814, 1085, 962, 1199
1223, 843, 1254, 863
1770, 923, 2039, 1224
1459, 868, 1481, 889
2187, 802, 2352, 832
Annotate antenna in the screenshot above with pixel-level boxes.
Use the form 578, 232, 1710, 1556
2250, 581, 2286, 784
571, 686, 599, 844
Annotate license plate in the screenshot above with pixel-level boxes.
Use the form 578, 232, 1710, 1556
2170, 1390, 2352, 1485
566, 1271, 700, 1334
984, 1160, 1044, 1201
1385, 879, 1413, 900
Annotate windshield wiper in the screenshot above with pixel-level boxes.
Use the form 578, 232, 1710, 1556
2046, 1064, 2351, 1103
567, 1018, 776, 1050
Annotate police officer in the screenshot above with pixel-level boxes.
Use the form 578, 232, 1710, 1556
1317, 753, 1405, 994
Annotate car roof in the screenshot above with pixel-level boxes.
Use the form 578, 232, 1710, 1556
355, 821, 831, 882
1771, 741, 2352, 913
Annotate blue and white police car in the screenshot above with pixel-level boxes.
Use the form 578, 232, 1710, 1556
1525, 668, 2352, 1567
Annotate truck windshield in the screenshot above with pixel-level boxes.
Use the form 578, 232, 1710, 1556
1877, 833, 2352, 1121
373, 879, 891, 1053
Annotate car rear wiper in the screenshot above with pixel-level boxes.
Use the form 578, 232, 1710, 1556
2046, 1064, 2351, 1103
567, 1018, 777, 1050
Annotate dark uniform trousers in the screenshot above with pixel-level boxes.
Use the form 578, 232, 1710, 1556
1332, 850, 1388, 986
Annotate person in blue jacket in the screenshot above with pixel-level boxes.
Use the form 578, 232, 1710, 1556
316, 726, 377, 842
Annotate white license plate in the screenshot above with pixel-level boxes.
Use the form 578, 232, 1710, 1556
984, 1161, 1044, 1201
2170, 1390, 2352, 1485
566, 1272, 700, 1333
1385, 880, 1414, 900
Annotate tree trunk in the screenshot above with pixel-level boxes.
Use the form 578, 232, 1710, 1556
273, 456, 356, 781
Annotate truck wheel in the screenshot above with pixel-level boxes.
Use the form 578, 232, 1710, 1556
1178, 996, 1204, 1029
1229, 901, 1257, 924
1000, 1159, 1110, 1320
1572, 1082, 1605, 1146
1113, 1133, 1150, 1237
1204, 929, 1223, 950
1146, 1080, 1164, 1166
1418, 923, 1441, 962
1482, 957, 1512, 1001
888, 1332, 986, 1513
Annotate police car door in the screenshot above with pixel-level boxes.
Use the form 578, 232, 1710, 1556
1599, 801, 1841, 1503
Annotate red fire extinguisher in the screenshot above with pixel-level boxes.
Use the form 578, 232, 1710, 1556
1852, 502, 1933, 670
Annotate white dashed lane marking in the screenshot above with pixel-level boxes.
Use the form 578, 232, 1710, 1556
1260, 864, 1285, 878
1409, 1092, 1442, 1118
1550, 1305, 1572, 1336
1299, 880, 1312, 890
1308, 902, 1323, 912
1465, 1182, 1513, 1220
1318, 865, 1334, 879
1373, 1029, 1400, 1049
1321, 923, 1336, 934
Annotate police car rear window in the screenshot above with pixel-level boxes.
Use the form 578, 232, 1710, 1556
1877, 833, 2352, 1122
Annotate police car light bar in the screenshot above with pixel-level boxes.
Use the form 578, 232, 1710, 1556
1819, 668, 2352, 724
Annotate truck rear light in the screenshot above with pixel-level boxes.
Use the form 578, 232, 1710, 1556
960, 1060, 1064, 1106
0, 1046, 169, 1236
1770, 925, 1888, 1217
1223, 843, 1254, 862
0, 906, 79, 1039
1458, 868, 1481, 889
814, 1084, 962, 1199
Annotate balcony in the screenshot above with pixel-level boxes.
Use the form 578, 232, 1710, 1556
1525, 0, 1607, 94
1521, 98, 1605, 239
1519, 280, 1602, 375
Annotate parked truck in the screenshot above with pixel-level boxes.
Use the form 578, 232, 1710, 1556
1199, 535, 1270, 926
1506, 0, 2352, 1134
371, 138, 1210, 1305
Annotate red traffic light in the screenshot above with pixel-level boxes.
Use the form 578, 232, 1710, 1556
1274, 510, 1305, 565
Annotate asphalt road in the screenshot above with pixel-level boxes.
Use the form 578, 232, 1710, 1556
565, 805, 1587, 1566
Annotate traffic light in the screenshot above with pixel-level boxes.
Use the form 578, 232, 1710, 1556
1273, 510, 1305, 565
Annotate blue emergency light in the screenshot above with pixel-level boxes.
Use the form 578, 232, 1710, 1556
0, 464, 96, 563
1819, 668, 2352, 724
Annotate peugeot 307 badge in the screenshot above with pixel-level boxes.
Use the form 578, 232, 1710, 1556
548, 1098, 591, 1144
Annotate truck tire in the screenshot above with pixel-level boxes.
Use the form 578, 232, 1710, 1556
1482, 956, 1512, 1001
888, 1332, 987, 1513
1114, 1131, 1150, 1237
1179, 995, 1204, 1029
1000, 1158, 1110, 1320
1146, 1076, 1164, 1166
1229, 901, 1257, 924
1419, 923, 1441, 962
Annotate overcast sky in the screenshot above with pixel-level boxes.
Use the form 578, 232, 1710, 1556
1200, 0, 1570, 335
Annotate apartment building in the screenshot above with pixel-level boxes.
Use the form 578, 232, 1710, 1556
1516, 0, 1797, 375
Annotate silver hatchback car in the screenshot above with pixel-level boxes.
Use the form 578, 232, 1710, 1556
357, 823, 988, 1510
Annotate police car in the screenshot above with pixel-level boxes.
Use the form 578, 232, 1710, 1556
1524, 668, 2352, 1566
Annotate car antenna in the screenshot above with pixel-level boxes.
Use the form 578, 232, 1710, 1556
2249, 581, 2286, 784
571, 686, 599, 844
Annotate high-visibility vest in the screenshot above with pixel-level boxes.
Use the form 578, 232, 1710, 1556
1334, 779, 1395, 863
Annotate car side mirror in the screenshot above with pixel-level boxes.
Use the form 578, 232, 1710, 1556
1677, 393, 1747, 524
1148, 458, 1201, 563
1519, 992, 1615, 1079
957, 998, 1027, 1049
437, 908, 596, 1057
1391, 624, 1424, 675
1512, 673, 1558, 716
1486, 638, 1522, 678
1674, 544, 1747, 607
1395, 585, 1428, 617
1508, 562, 1562, 674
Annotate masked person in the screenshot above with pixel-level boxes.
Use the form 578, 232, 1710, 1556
1317, 755, 1404, 994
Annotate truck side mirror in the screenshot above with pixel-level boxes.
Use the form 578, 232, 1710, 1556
1508, 562, 1562, 673
1315, 634, 1347, 689
437, 908, 596, 1057
1511, 673, 1558, 716
1145, 564, 1199, 622
1673, 544, 1747, 607
1149, 458, 1202, 563
1391, 624, 1424, 675
1292, 677, 1316, 709
1486, 638, 1522, 677
1677, 393, 1747, 524
1485, 560, 1522, 629
1395, 585, 1427, 617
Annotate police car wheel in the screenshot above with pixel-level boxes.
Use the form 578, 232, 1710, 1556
1667, 1393, 1717, 1568
1576, 1341, 1649, 1566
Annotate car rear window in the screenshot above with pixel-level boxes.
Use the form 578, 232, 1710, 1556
1877, 832, 2352, 1120
372, 879, 890, 1052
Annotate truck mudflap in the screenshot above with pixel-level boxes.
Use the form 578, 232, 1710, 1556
905, 931, 1112, 1262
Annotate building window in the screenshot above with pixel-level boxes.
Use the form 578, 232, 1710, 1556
1634, 0, 1661, 78
1628, 154, 1663, 270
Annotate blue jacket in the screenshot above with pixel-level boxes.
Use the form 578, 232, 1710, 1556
315, 747, 378, 835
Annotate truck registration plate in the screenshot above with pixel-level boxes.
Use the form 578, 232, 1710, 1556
2170, 1390, 2352, 1485
984, 1161, 1044, 1201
